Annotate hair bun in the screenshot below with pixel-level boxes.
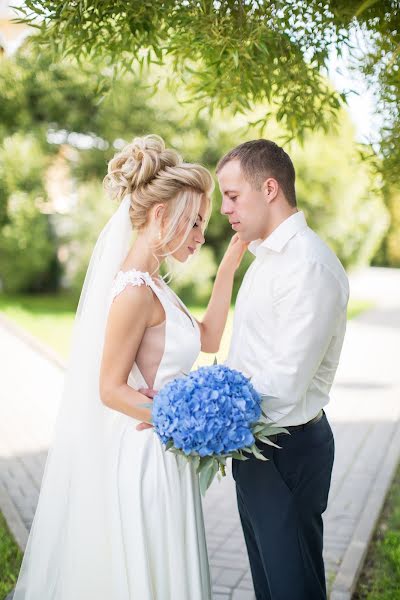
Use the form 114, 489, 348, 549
133, 147, 144, 162
104, 134, 182, 201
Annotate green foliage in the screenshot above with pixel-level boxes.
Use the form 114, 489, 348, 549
0, 510, 22, 600
0, 134, 57, 293
0, 191, 55, 293
0, 42, 111, 139
13, 1, 345, 141
354, 463, 400, 599
0, 38, 392, 303
292, 124, 389, 269
355, 1, 400, 188
372, 186, 400, 267
0, 292, 77, 358
13, 0, 400, 185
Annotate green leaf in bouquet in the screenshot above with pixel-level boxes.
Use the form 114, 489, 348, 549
168, 446, 183, 455
199, 458, 219, 496
257, 423, 290, 437
230, 451, 249, 461
256, 435, 282, 449
210, 458, 220, 477
201, 456, 214, 467
197, 455, 214, 474
213, 356, 218, 365
252, 423, 269, 435
267, 426, 290, 436
165, 439, 174, 451
199, 464, 213, 495
250, 444, 268, 462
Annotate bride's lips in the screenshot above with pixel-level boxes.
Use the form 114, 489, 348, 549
231, 222, 240, 230
188, 246, 196, 254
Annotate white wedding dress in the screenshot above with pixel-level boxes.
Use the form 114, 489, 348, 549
13, 192, 212, 600
105, 269, 211, 600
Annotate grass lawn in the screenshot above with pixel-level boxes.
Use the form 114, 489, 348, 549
354, 462, 400, 600
0, 511, 22, 600
0, 293, 79, 359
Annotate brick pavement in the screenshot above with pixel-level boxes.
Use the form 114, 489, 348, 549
1, 267, 400, 600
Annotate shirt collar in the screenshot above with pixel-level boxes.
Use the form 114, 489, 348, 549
248, 211, 308, 257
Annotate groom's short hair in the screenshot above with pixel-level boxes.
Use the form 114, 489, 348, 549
216, 139, 297, 207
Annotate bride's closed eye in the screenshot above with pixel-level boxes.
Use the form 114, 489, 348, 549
192, 218, 204, 231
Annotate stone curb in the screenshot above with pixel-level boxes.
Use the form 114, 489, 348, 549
329, 414, 400, 600
0, 480, 28, 552
0, 312, 65, 371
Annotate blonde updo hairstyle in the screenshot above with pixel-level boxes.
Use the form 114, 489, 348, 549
103, 135, 214, 265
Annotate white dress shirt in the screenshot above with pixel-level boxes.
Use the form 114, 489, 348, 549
226, 211, 349, 427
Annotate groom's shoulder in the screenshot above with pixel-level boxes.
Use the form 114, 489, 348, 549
289, 226, 349, 287
295, 226, 334, 258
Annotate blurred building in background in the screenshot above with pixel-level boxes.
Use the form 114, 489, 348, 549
0, 0, 31, 55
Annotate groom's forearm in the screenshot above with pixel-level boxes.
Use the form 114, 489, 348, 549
197, 265, 235, 353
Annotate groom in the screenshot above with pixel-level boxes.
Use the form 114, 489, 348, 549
217, 139, 349, 600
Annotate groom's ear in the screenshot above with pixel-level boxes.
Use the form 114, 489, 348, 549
262, 177, 279, 203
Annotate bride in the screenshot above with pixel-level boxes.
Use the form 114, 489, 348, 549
13, 134, 247, 599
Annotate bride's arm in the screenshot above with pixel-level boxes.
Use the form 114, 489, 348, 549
99, 285, 155, 422
197, 234, 247, 353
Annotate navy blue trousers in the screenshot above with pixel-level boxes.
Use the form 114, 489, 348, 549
232, 411, 334, 600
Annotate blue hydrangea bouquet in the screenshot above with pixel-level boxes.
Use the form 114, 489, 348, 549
151, 364, 288, 495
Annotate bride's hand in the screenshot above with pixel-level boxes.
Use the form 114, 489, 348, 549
136, 388, 157, 431
220, 234, 248, 273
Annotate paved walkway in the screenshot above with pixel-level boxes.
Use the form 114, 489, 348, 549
1, 267, 400, 600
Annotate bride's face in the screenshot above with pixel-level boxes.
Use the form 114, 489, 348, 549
166, 196, 208, 263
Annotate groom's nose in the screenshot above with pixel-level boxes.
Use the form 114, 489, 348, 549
220, 197, 232, 215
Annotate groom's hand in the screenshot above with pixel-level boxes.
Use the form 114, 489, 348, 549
136, 388, 157, 431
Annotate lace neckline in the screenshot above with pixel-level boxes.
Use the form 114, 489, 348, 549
116, 268, 161, 284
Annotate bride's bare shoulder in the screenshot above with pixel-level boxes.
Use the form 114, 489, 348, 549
106, 270, 155, 342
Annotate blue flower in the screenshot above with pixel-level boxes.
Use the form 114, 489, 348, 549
152, 365, 261, 456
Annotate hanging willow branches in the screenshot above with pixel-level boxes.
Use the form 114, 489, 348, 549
13, 1, 400, 183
